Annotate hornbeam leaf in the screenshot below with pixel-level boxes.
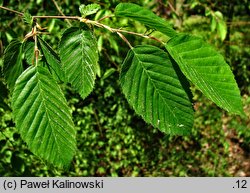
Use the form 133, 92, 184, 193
12, 66, 76, 167
3, 39, 23, 91
165, 34, 243, 115
120, 45, 194, 135
38, 36, 65, 82
23, 40, 35, 65
59, 27, 98, 99
115, 3, 177, 38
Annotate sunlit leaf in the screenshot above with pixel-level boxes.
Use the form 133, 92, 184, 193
214, 11, 227, 41
115, 3, 177, 38
12, 66, 76, 167
120, 45, 194, 134
59, 27, 99, 99
166, 34, 243, 115
210, 16, 216, 32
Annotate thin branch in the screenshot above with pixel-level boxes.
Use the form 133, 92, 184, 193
93, 108, 103, 137
33, 15, 80, 20
51, 0, 71, 26
103, 48, 119, 69
97, 14, 114, 22
84, 19, 163, 44
167, 1, 180, 17
117, 32, 133, 49
0, 5, 163, 44
0, 5, 23, 16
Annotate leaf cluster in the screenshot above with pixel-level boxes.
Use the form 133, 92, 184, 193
1, 2, 244, 168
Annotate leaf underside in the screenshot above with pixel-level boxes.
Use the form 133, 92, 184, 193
115, 3, 177, 38
59, 27, 99, 99
12, 66, 76, 167
3, 39, 23, 91
166, 34, 243, 115
120, 45, 194, 135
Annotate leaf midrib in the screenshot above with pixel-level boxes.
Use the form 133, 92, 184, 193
35, 68, 65, 162
133, 49, 180, 126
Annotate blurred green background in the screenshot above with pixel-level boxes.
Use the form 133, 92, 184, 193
0, 0, 249, 176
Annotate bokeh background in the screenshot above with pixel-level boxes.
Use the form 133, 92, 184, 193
0, 0, 249, 176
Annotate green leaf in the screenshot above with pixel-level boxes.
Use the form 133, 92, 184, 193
214, 11, 223, 20
103, 68, 116, 80
79, 3, 101, 18
214, 11, 227, 41
190, 1, 199, 9
120, 45, 194, 135
3, 39, 23, 91
115, 3, 177, 38
210, 16, 216, 32
166, 34, 243, 115
12, 66, 76, 167
217, 19, 227, 41
38, 37, 65, 82
23, 40, 34, 65
23, 12, 33, 25
59, 27, 98, 99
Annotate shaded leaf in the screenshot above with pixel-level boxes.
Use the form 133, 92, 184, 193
120, 45, 194, 135
3, 39, 23, 91
12, 66, 76, 167
166, 34, 243, 115
23, 40, 34, 65
38, 36, 65, 82
115, 3, 177, 38
59, 27, 98, 99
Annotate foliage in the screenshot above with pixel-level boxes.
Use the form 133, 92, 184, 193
0, 0, 249, 176
12, 66, 76, 168
79, 4, 101, 18
120, 45, 193, 134
59, 27, 98, 100
115, 3, 177, 37
3, 40, 23, 92
166, 34, 243, 115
